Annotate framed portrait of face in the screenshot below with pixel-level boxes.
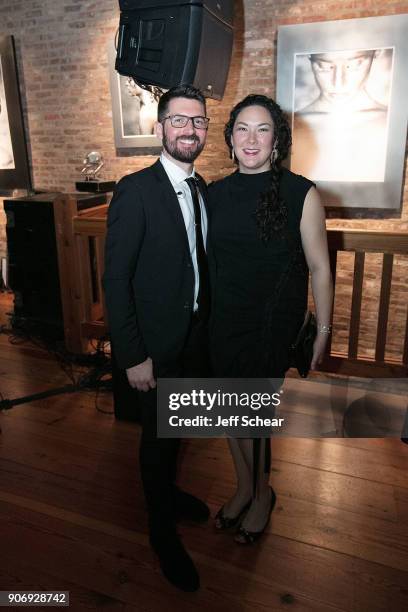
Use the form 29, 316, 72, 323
107, 41, 161, 150
277, 15, 408, 216
0, 35, 31, 192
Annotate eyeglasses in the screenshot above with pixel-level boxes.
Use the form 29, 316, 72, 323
163, 114, 210, 130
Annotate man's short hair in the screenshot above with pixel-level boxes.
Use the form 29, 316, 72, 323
157, 85, 206, 122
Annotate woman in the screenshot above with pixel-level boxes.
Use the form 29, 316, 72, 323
208, 94, 333, 544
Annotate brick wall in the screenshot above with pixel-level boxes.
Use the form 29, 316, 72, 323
0, 0, 405, 209
0, 0, 407, 360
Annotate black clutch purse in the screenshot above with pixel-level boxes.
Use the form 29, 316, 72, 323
290, 311, 317, 378
263, 238, 317, 379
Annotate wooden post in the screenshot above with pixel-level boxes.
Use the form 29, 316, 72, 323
54, 194, 88, 354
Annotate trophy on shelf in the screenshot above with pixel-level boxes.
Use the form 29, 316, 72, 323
75, 151, 116, 193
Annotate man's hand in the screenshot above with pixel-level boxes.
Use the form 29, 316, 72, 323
126, 357, 156, 392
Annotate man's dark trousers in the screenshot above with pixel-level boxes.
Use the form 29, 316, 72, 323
138, 315, 209, 536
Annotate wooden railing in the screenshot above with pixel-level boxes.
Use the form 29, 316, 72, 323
322, 229, 408, 377
59, 197, 408, 377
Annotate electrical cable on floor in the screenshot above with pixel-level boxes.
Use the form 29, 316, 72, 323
0, 320, 114, 415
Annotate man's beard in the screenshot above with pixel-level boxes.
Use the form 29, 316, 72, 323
162, 132, 204, 163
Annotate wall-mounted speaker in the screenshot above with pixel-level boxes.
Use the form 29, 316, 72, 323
116, 0, 234, 99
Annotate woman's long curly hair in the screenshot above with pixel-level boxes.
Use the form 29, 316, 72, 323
224, 94, 292, 242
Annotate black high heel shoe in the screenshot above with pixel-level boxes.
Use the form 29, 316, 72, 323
235, 487, 276, 544
214, 498, 252, 531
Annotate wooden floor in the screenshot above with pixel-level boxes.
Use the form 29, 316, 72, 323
0, 292, 407, 612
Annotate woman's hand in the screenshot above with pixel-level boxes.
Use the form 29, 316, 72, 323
311, 332, 329, 370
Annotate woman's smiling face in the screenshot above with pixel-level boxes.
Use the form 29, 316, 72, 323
231, 104, 275, 174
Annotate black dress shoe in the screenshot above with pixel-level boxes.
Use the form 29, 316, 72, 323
173, 488, 210, 523
150, 530, 200, 592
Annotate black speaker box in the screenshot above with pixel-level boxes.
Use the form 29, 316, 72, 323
116, 0, 234, 99
4, 193, 105, 339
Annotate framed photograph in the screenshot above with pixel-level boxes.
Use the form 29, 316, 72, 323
277, 15, 408, 215
107, 42, 161, 150
0, 35, 31, 192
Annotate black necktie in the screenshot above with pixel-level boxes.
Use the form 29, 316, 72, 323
185, 177, 210, 321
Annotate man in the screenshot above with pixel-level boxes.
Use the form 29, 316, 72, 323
103, 85, 211, 592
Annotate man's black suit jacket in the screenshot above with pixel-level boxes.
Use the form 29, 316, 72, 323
103, 159, 209, 371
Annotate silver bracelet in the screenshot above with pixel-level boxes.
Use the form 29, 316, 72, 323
318, 323, 332, 334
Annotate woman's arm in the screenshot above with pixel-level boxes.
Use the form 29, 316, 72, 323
300, 187, 334, 369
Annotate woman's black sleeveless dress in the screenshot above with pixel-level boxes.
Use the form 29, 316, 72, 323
208, 168, 314, 378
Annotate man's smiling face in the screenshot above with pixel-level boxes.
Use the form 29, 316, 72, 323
156, 97, 207, 163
